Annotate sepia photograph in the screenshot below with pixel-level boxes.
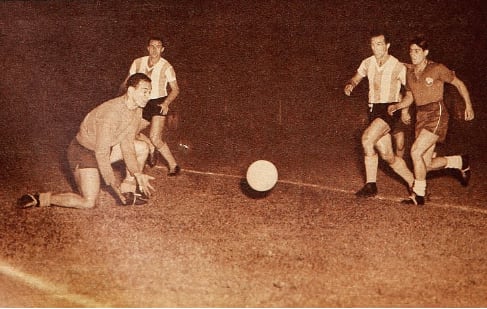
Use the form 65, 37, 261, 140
0, 0, 486, 306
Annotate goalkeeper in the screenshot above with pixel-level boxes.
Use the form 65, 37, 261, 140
17, 73, 155, 209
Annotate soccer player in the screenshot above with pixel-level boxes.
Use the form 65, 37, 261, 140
17, 73, 156, 209
344, 31, 414, 198
124, 36, 181, 176
388, 34, 474, 205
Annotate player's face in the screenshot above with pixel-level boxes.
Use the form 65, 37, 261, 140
370, 35, 389, 58
409, 44, 428, 65
147, 40, 164, 58
132, 80, 152, 108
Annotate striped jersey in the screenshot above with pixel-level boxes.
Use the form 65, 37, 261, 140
129, 56, 176, 99
357, 55, 406, 104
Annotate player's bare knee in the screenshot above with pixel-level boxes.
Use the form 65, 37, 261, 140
135, 140, 150, 156
361, 134, 375, 150
381, 152, 395, 164
150, 136, 164, 149
410, 147, 423, 162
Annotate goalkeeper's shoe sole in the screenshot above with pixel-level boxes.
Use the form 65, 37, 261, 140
17, 194, 40, 209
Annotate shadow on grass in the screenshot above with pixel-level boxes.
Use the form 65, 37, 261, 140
239, 178, 274, 199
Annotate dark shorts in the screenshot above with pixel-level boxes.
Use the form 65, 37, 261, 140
142, 97, 167, 121
415, 100, 449, 143
368, 103, 406, 134
67, 138, 98, 171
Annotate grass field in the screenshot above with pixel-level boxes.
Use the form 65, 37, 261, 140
1, 0, 486, 307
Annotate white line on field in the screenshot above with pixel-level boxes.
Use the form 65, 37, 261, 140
182, 168, 487, 215
0, 260, 110, 307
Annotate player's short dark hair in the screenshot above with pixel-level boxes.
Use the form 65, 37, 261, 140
410, 34, 428, 50
147, 36, 164, 46
126, 73, 151, 89
369, 29, 390, 44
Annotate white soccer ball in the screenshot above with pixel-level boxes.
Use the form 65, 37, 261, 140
246, 160, 278, 192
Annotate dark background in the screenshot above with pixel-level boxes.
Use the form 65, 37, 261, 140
1, 0, 486, 145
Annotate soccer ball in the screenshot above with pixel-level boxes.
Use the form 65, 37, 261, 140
246, 160, 278, 192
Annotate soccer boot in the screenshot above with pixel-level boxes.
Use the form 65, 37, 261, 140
355, 182, 378, 198
168, 165, 181, 176
17, 193, 40, 209
401, 193, 425, 206
459, 154, 471, 187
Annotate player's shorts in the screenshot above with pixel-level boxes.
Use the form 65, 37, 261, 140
368, 103, 407, 135
67, 138, 98, 171
415, 100, 449, 143
142, 97, 167, 121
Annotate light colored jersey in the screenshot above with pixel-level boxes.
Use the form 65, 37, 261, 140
357, 55, 406, 104
129, 56, 176, 99
76, 96, 142, 186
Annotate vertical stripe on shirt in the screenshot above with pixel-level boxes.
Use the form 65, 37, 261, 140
359, 55, 405, 104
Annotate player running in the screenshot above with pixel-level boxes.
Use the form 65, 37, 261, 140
17, 73, 155, 209
344, 30, 414, 198
388, 34, 474, 205
123, 36, 181, 176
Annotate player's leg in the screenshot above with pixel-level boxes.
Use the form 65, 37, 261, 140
393, 131, 406, 158
134, 139, 150, 171
138, 132, 155, 164
17, 138, 103, 209
150, 115, 180, 175
110, 140, 149, 171
443, 154, 471, 186
356, 118, 390, 197
49, 167, 100, 208
375, 133, 394, 163
403, 129, 438, 205
411, 130, 438, 181
376, 134, 414, 190
137, 119, 157, 167
17, 166, 101, 209
423, 151, 471, 187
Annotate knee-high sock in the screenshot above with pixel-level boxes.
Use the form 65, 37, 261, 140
412, 179, 426, 196
365, 154, 378, 184
445, 155, 462, 169
39, 192, 51, 207
389, 157, 414, 188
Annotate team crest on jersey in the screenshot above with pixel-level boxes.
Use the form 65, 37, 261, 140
425, 77, 434, 86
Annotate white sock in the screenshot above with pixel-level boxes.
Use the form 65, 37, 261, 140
445, 155, 462, 169
365, 154, 378, 184
39, 192, 52, 207
413, 180, 426, 196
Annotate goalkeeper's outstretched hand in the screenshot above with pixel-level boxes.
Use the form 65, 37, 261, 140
134, 173, 156, 198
